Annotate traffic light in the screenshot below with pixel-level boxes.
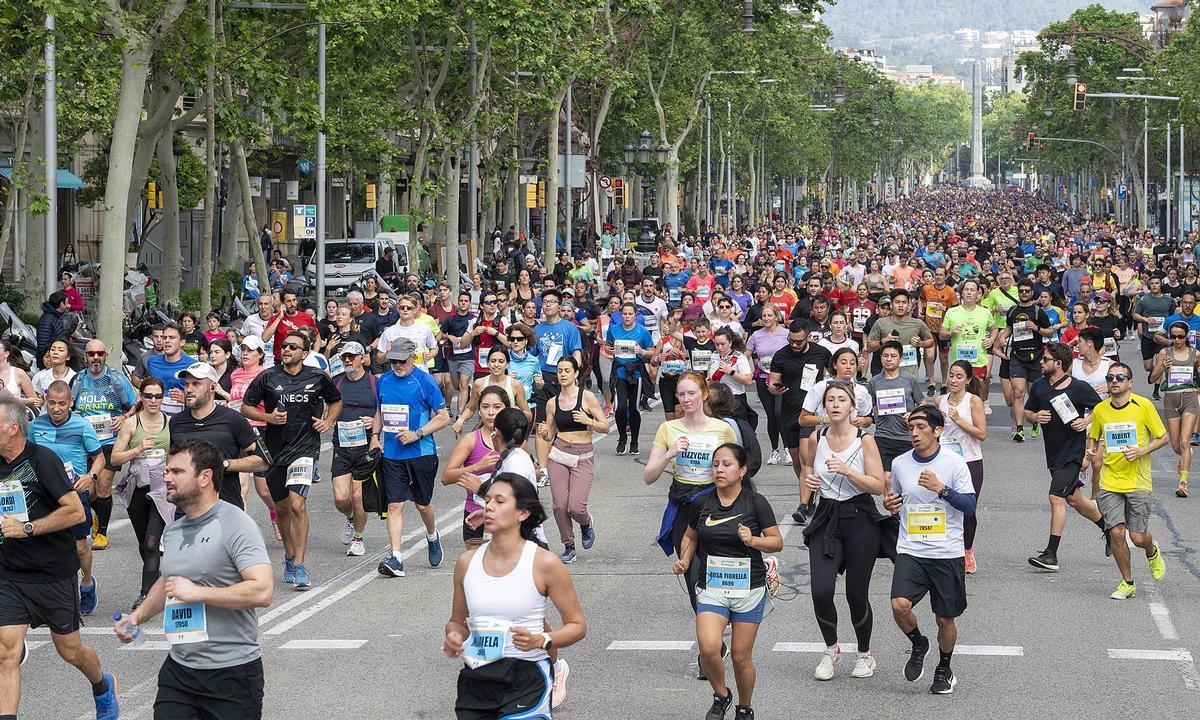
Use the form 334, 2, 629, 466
1073, 83, 1087, 111
1038, 142, 1046, 151
613, 178, 624, 208
525, 183, 537, 209
147, 182, 156, 208
365, 183, 376, 209
537, 180, 546, 208
1027, 132, 1035, 150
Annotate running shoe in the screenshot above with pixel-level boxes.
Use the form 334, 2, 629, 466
850, 652, 876, 679
551, 659, 570, 709
132, 593, 147, 611
1191, 432, 1199, 447
628, 442, 639, 456
378, 556, 406, 577
580, 524, 596, 550
94, 672, 119, 720
939, 386, 948, 396
615, 439, 627, 455
272, 520, 282, 541
537, 468, 550, 488
791, 503, 810, 525
428, 533, 444, 568
926, 383, 935, 396
19, 639, 29, 667
604, 403, 614, 417
293, 564, 312, 590
92, 532, 109, 551
904, 637, 929, 681
347, 538, 365, 557
767, 449, 781, 465
1110, 579, 1136, 599
781, 451, 792, 465
814, 645, 841, 680
734, 707, 754, 720
1153, 387, 1162, 401
964, 548, 977, 575
340, 517, 354, 545
1011, 427, 1024, 443
1030, 422, 1041, 440
560, 545, 577, 564
1028, 550, 1059, 571
1148, 542, 1166, 581
284, 556, 296, 584
706, 688, 733, 720
929, 665, 956, 694
697, 642, 729, 681
79, 578, 98, 616
1176, 482, 1189, 498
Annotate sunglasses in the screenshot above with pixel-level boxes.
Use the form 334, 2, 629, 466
141, 393, 164, 400
1104, 374, 1129, 383
509, 335, 526, 341
1171, 334, 1188, 340
281, 342, 303, 350
86, 351, 107, 357
398, 305, 416, 311
482, 299, 497, 304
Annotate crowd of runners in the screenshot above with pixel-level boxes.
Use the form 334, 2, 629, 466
0, 186, 1195, 718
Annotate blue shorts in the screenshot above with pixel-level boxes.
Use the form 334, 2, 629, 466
72, 491, 93, 542
695, 586, 768, 624
381, 455, 440, 506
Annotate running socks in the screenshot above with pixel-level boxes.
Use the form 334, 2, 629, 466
1047, 534, 1062, 554
1094, 518, 1106, 532
905, 627, 926, 645
1181, 471, 1190, 485
938, 649, 953, 669
93, 496, 113, 535
91, 677, 110, 696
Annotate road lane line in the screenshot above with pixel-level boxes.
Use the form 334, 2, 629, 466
1109, 648, 1199, 689
280, 639, 368, 649
607, 640, 695, 650
1148, 602, 1179, 640
774, 642, 1023, 656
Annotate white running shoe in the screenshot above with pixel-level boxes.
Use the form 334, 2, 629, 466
767, 449, 781, 465
814, 645, 841, 680
782, 451, 793, 465
537, 468, 550, 488
850, 652, 876, 678
551, 658, 570, 708
347, 538, 365, 557
340, 518, 355, 545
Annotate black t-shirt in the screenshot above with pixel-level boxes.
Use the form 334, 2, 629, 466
1024, 375, 1101, 470
170, 405, 261, 509
243, 365, 341, 467
642, 265, 665, 280
744, 301, 766, 330
353, 311, 381, 344
688, 488, 777, 589
769, 341, 832, 420
1005, 303, 1050, 361
0, 442, 80, 582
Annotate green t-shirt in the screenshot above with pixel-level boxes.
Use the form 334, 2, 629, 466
981, 286, 1019, 329
942, 305, 995, 367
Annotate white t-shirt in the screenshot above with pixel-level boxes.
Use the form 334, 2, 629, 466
31, 367, 76, 414
378, 322, 439, 369
819, 336, 860, 356
497, 448, 537, 485
635, 296, 669, 341
1071, 357, 1113, 399
706, 353, 753, 396
240, 312, 275, 367
891, 447, 974, 559
802, 379, 873, 421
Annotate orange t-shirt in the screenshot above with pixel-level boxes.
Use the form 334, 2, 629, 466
920, 284, 959, 330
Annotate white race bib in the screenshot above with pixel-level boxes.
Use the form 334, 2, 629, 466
0, 478, 29, 521
1168, 365, 1194, 387
800, 364, 819, 392
1012, 323, 1034, 343
87, 413, 113, 442
142, 448, 166, 466
381, 404, 410, 435
955, 344, 979, 363
690, 350, 714, 372
705, 556, 751, 598
161, 398, 184, 416
1148, 317, 1165, 333
1049, 393, 1080, 424
545, 342, 563, 366
1103, 336, 1117, 355
1103, 421, 1138, 454
337, 420, 367, 447
876, 387, 907, 416
477, 346, 491, 368
942, 437, 963, 456
613, 339, 638, 360
164, 597, 208, 645
926, 302, 945, 320
328, 356, 345, 377
900, 345, 918, 367
462, 617, 512, 669
906, 503, 947, 542
759, 356, 773, 374
286, 457, 315, 487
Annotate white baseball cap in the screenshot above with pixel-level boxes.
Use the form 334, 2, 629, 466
175, 362, 221, 383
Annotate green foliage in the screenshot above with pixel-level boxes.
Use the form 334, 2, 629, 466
0, 284, 26, 311
76, 141, 206, 210
177, 268, 240, 312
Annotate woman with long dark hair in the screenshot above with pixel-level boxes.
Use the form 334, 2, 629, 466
708, 327, 756, 428
747, 304, 790, 463
442, 386, 510, 545
936, 360, 988, 573
0, 338, 39, 411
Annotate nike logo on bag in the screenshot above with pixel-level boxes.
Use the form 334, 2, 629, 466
704, 514, 742, 527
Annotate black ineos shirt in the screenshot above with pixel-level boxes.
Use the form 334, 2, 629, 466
0, 442, 79, 582
770, 341, 832, 420
170, 405, 261, 509
688, 488, 777, 589
243, 364, 341, 467
1025, 374, 1102, 470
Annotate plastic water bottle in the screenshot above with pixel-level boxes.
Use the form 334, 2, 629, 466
113, 611, 144, 646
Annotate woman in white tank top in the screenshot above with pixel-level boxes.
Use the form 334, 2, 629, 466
0, 339, 39, 411
444, 474, 586, 718
453, 348, 531, 435
936, 361, 988, 574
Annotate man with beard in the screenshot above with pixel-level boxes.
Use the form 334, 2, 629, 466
242, 333, 341, 591
262, 289, 317, 363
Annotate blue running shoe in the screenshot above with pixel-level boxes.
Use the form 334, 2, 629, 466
580, 524, 596, 550
284, 556, 295, 584
428, 533, 444, 568
560, 545, 577, 564
378, 556, 406, 577
94, 672, 118, 720
293, 564, 311, 590
79, 578, 98, 616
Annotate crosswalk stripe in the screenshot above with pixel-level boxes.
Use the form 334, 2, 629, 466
280, 639, 368, 649
607, 640, 695, 650
773, 642, 1023, 656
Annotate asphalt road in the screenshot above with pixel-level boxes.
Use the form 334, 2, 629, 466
17, 348, 1200, 719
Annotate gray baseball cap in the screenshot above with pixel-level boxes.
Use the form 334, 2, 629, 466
385, 338, 418, 362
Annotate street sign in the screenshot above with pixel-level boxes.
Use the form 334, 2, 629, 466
271, 211, 286, 243
599, 175, 612, 189
293, 204, 316, 240
1117, 183, 1128, 200
297, 158, 314, 175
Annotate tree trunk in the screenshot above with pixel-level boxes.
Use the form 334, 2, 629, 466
231, 141, 270, 293
24, 106, 46, 317
220, 166, 241, 270
157, 131, 182, 304
444, 152, 461, 295
200, 0, 216, 318
544, 84, 568, 266
747, 148, 756, 228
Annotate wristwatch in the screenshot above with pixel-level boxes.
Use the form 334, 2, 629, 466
937, 486, 950, 500
540, 632, 553, 650
223, 459, 230, 471
22, 521, 34, 537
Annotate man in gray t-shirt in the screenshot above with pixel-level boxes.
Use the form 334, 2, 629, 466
869, 340, 928, 475
115, 438, 272, 717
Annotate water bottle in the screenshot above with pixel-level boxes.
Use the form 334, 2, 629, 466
113, 611, 144, 646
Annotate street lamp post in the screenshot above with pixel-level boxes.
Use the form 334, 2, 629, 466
623, 129, 669, 253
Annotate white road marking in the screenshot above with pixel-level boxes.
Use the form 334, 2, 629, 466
1108, 648, 1198, 689
118, 641, 171, 650
607, 640, 695, 650
26, 640, 48, 651
773, 642, 1023, 656
30, 627, 163, 636
280, 639, 368, 649
1148, 602, 1180, 641
263, 513, 463, 636
107, 518, 131, 532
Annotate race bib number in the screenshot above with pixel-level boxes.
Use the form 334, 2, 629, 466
87, 413, 114, 442
696, 285, 711, 299
477, 346, 491, 368
906, 503, 947, 542
1049, 393, 1080, 424
705, 556, 751, 598
328, 356, 345, 377
164, 597, 208, 645
62, 461, 76, 481
1102, 336, 1117, 355
161, 397, 184, 416
142, 448, 166, 466
463, 617, 511, 669
691, 350, 714, 372
337, 420, 367, 447
1148, 317, 1165, 333
286, 457, 315, 487
942, 437, 963, 456
0, 478, 29, 521
669, 287, 681, 302
799, 364, 819, 392
545, 342, 563, 366
955, 344, 979, 362
677, 434, 718, 471
876, 387, 907, 416
901, 345, 918, 367
1012, 323, 1034, 343
1190, 330, 1200, 349
759, 356, 773, 374
853, 312, 868, 332
1168, 365, 1194, 386
662, 359, 686, 375
613, 339, 638, 360
1104, 421, 1138, 454
926, 302, 945, 320
774, 260, 786, 272
381, 404, 410, 435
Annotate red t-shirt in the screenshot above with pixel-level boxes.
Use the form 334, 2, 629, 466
270, 311, 317, 359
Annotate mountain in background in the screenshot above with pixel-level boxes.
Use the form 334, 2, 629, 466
819, 0, 1155, 75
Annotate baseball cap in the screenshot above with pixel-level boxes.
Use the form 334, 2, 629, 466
340, 341, 366, 357
1095, 291, 1114, 302
239, 335, 265, 352
176, 362, 221, 383
386, 338, 418, 362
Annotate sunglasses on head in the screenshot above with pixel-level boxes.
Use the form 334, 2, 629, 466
1104, 373, 1129, 383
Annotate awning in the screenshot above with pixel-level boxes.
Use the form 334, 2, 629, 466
0, 167, 86, 189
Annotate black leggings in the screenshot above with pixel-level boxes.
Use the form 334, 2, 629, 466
754, 378, 783, 450
590, 344, 605, 394
613, 371, 642, 441
127, 485, 166, 595
964, 459, 984, 549
671, 504, 702, 612
808, 508, 880, 651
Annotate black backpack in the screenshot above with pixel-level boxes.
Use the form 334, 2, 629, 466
727, 417, 762, 479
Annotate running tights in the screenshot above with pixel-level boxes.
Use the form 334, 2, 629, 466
754, 378, 783, 450
808, 509, 880, 651
613, 374, 642, 441
127, 485, 166, 594
964, 459, 984, 549
671, 505, 702, 612
590, 345, 605, 395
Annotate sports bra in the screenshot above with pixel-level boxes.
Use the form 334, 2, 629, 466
554, 385, 591, 433
3, 367, 20, 396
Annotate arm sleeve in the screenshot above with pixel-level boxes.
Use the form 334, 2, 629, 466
944, 488, 976, 516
